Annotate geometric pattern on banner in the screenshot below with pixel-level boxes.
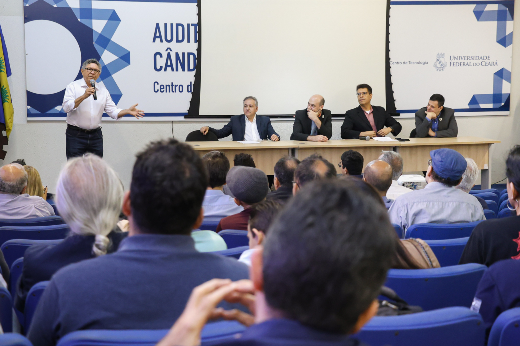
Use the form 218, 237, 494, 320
473, 4, 513, 48
24, 0, 129, 109
468, 68, 511, 108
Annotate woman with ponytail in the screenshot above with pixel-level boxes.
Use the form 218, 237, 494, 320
15, 154, 127, 312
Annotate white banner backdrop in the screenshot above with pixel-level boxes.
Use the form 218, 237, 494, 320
389, 0, 513, 116
24, 0, 197, 121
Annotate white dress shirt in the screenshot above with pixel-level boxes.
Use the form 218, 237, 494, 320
244, 115, 261, 141
386, 180, 413, 200
202, 189, 243, 217
62, 79, 122, 130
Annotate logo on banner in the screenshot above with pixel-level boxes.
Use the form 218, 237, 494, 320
433, 53, 447, 71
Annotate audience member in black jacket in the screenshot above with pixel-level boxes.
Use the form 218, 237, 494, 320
266, 156, 300, 202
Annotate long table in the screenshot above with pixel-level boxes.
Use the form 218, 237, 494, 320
188, 136, 500, 188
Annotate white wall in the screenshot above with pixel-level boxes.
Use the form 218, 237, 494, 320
0, 0, 519, 193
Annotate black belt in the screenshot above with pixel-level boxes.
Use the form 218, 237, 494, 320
67, 124, 101, 134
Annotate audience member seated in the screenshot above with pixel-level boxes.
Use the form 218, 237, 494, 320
0, 163, 54, 219
223, 153, 257, 197
293, 154, 336, 195
266, 156, 300, 202
378, 151, 413, 200
27, 139, 249, 346
216, 166, 269, 232
201, 151, 243, 217
388, 148, 485, 232
339, 150, 364, 178
158, 178, 396, 346
15, 155, 127, 312
456, 158, 488, 210
24, 166, 47, 201
238, 200, 283, 266
363, 160, 394, 209
459, 146, 520, 267
346, 176, 440, 269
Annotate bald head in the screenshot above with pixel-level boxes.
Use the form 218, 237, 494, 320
363, 160, 393, 196
0, 163, 28, 194
307, 94, 325, 115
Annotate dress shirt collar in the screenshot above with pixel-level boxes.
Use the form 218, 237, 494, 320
0, 193, 19, 201
362, 106, 373, 115
423, 181, 451, 191
118, 233, 196, 253
205, 189, 225, 196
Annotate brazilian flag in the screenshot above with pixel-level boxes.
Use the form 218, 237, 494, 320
0, 24, 13, 139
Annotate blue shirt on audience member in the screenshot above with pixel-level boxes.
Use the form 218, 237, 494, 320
202, 189, 243, 217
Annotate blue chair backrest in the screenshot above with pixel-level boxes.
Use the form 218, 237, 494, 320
356, 307, 485, 346
385, 263, 487, 311
0, 333, 32, 346
1, 239, 61, 269
488, 307, 520, 346
498, 209, 515, 218
425, 237, 469, 267
486, 200, 498, 215
47, 200, 59, 216
392, 224, 403, 239
199, 216, 224, 233
218, 230, 248, 248
500, 199, 508, 211
470, 188, 499, 197
0, 216, 64, 227
499, 193, 508, 206
56, 320, 246, 346
9, 258, 23, 299
472, 192, 499, 205
0, 286, 13, 333
484, 209, 496, 220
24, 281, 49, 333
0, 224, 70, 248
213, 246, 249, 259
405, 221, 482, 240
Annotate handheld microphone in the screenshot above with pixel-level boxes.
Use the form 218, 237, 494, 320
359, 136, 371, 141
90, 79, 97, 100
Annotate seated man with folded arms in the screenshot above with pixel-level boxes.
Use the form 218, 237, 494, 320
378, 151, 413, 200
238, 200, 283, 266
28, 139, 249, 346
339, 150, 364, 178
414, 94, 458, 138
158, 179, 395, 346
201, 151, 243, 217
388, 148, 485, 232
363, 160, 394, 209
267, 156, 300, 202
200, 97, 280, 141
290, 94, 332, 142
456, 158, 488, 210
216, 166, 269, 232
0, 163, 54, 219
293, 154, 337, 195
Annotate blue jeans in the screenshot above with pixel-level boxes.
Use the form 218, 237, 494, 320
66, 125, 103, 160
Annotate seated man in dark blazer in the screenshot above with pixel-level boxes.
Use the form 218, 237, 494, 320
290, 94, 332, 142
341, 84, 402, 139
200, 96, 280, 141
414, 94, 458, 138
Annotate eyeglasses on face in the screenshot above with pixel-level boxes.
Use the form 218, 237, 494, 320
84, 67, 101, 74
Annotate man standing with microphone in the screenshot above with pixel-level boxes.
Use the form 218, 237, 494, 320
62, 59, 145, 159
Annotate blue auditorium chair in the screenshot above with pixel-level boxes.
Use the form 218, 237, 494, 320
498, 209, 515, 218
55, 320, 246, 346
356, 307, 485, 346
499, 193, 508, 206
470, 188, 499, 197
199, 216, 224, 233
0, 224, 70, 248
385, 263, 486, 311
0, 286, 13, 333
472, 192, 499, 205
9, 258, 23, 299
499, 199, 508, 211
1, 239, 61, 269
393, 224, 404, 238
0, 216, 64, 227
425, 237, 469, 267
24, 281, 49, 333
486, 200, 498, 215
484, 209, 496, 219
213, 246, 249, 259
405, 221, 482, 240
218, 230, 248, 248
0, 333, 32, 346
488, 307, 520, 346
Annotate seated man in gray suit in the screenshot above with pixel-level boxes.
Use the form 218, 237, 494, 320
290, 94, 332, 142
414, 94, 458, 138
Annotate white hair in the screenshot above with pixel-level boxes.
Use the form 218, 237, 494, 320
56, 154, 123, 256
457, 158, 479, 193
378, 151, 403, 180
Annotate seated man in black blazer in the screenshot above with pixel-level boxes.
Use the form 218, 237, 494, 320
341, 84, 402, 139
290, 94, 332, 142
414, 94, 458, 138
200, 96, 280, 141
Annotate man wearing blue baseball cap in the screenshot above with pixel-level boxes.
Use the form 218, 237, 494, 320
388, 148, 485, 232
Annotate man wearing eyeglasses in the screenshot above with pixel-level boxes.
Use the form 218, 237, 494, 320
413, 94, 458, 138
341, 84, 402, 139
62, 59, 145, 159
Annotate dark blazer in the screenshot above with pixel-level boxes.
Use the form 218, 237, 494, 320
290, 109, 332, 141
15, 230, 127, 312
209, 114, 279, 141
415, 107, 458, 138
266, 185, 294, 203
341, 105, 402, 139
